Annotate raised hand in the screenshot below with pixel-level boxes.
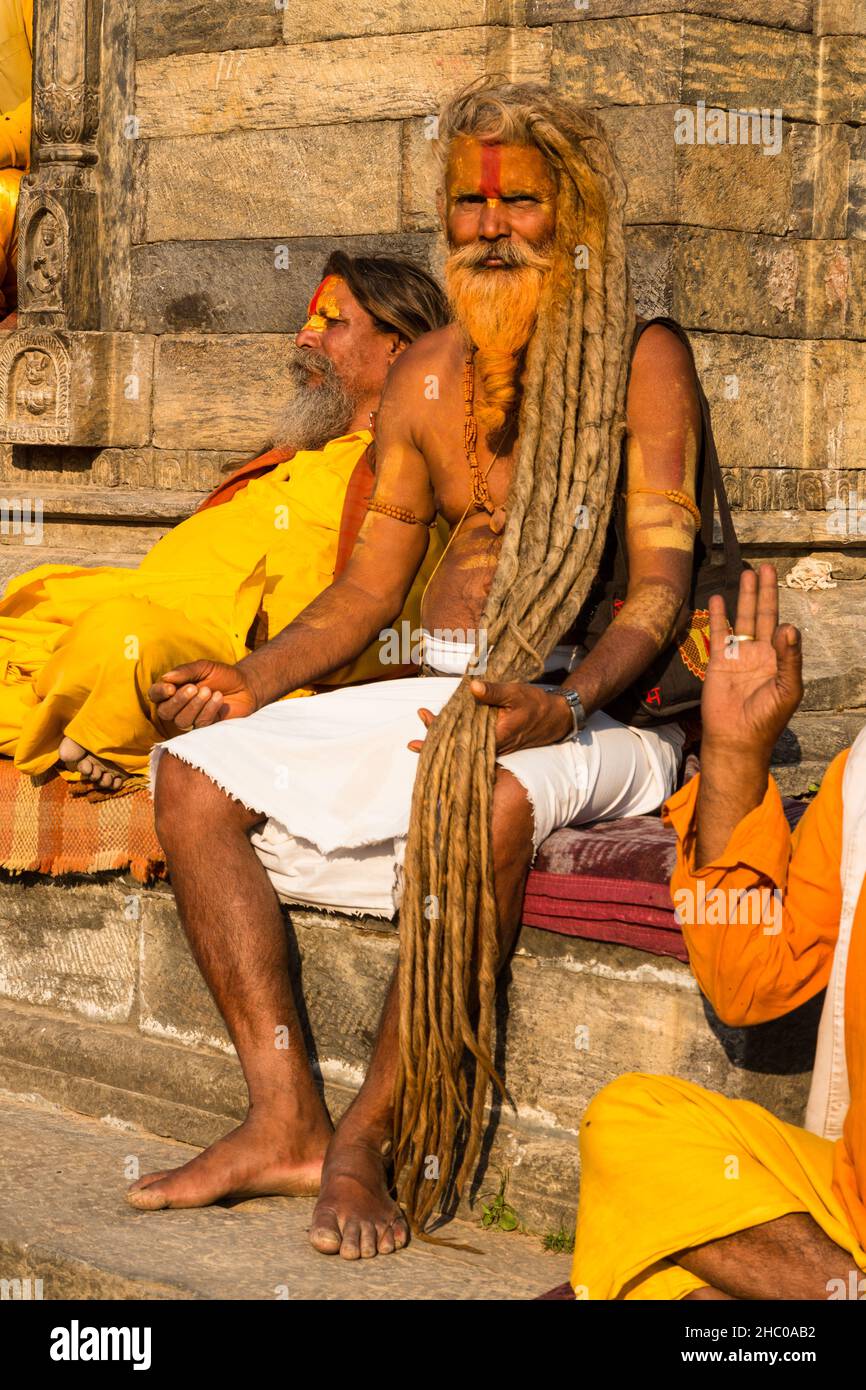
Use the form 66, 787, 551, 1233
702, 563, 803, 758
149, 660, 259, 734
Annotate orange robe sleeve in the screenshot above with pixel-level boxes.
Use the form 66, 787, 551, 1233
661, 750, 847, 1027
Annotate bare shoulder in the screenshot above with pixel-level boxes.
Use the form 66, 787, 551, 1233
630, 320, 696, 386
382, 323, 462, 400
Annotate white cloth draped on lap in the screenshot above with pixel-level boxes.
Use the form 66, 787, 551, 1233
150, 656, 685, 918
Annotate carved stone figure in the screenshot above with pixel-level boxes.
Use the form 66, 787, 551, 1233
24, 209, 64, 305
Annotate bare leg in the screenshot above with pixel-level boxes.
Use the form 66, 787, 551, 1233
309, 768, 533, 1258
126, 753, 333, 1210
675, 1213, 855, 1300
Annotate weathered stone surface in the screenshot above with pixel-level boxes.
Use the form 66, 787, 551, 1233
130, 233, 436, 333
0, 445, 248, 492
0, 520, 167, 562
0, 1093, 573, 1298
553, 17, 817, 120
138, 891, 238, 1054
723, 516, 866, 547
96, 0, 139, 332
401, 120, 446, 234
14, 485, 202, 520
607, 112, 851, 241
678, 120, 842, 240
820, 34, 866, 121
804, 124, 859, 240
824, 552, 866, 581
139, 888, 399, 1070
773, 763, 834, 798
690, 333, 866, 475
151, 334, 295, 451
815, 0, 866, 35
290, 914, 400, 1081
629, 227, 866, 339
851, 128, 866, 240
772, 712, 865, 769
511, 928, 814, 1129
0, 548, 142, 592
778, 585, 866, 713
721, 470, 866, 515
284, 0, 513, 43
134, 28, 550, 140
136, 0, 283, 60
553, 14, 682, 105
0, 995, 249, 1133
530, 0, 812, 29
5, 877, 821, 1140
144, 125, 402, 243
0, 332, 154, 448
0, 879, 137, 1024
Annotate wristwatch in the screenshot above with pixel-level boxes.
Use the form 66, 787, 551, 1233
554, 686, 587, 741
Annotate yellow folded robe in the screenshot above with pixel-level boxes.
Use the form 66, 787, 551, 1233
0, 430, 440, 777
572, 1072, 866, 1300
0, 165, 21, 305
0, 0, 32, 307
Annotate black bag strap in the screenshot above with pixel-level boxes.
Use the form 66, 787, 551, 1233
620, 317, 742, 592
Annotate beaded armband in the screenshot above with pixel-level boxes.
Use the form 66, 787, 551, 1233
367, 498, 436, 528
626, 487, 702, 528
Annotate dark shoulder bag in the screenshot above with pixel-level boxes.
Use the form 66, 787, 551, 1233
579, 316, 748, 728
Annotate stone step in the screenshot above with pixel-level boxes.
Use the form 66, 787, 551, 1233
1, 486, 204, 521
0, 1093, 570, 1300
0, 874, 819, 1236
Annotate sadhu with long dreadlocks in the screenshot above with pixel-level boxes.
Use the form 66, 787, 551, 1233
133, 79, 704, 1257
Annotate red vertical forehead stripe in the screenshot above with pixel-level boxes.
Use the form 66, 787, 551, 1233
307, 274, 339, 318
479, 143, 502, 199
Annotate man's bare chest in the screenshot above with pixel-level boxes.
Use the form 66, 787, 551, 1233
422, 386, 517, 530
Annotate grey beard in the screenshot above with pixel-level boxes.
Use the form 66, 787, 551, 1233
272, 352, 359, 452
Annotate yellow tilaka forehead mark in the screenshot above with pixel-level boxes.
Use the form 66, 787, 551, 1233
301, 274, 344, 333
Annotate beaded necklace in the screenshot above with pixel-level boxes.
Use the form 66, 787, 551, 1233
463, 349, 508, 535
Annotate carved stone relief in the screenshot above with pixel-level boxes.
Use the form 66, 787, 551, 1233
0, 331, 71, 442
19, 196, 68, 312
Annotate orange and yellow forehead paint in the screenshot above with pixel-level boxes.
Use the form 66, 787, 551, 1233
302, 274, 344, 333
445, 136, 557, 210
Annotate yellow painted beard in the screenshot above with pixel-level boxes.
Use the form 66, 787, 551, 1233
444, 256, 550, 433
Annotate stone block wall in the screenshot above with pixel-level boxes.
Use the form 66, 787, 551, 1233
0, 876, 819, 1230
0, 2, 862, 775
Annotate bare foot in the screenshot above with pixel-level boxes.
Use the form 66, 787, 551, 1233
59, 735, 129, 791
126, 1112, 332, 1211
309, 1130, 409, 1260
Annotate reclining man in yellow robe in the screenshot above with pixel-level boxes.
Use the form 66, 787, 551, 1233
0, 252, 448, 788
573, 563, 866, 1300
0, 0, 32, 314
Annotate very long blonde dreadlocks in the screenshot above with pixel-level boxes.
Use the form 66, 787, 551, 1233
394, 80, 635, 1234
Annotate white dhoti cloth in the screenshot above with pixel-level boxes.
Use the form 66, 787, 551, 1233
151, 639, 685, 917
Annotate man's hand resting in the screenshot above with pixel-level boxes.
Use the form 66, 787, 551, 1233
149, 660, 259, 734
408, 679, 573, 756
